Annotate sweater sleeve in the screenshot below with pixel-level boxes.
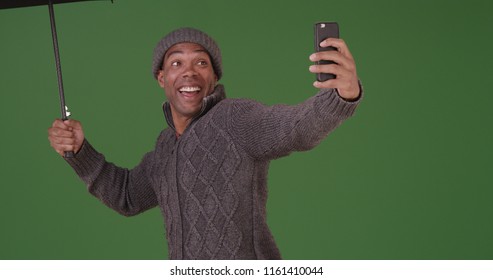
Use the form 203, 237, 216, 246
65, 139, 159, 217
228, 86, 362, 160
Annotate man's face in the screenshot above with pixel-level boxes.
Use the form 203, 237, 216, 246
157, 42, 217, 120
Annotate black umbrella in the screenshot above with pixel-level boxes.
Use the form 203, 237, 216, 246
0, 0, 112, 157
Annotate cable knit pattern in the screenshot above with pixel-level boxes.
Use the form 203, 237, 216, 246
66, 84, 361, 259
179, 121, 243, 259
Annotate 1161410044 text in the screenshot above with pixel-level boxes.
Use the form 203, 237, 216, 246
263, 266, 323, 276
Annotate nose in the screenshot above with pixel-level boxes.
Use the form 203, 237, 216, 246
181, 62, 198, 78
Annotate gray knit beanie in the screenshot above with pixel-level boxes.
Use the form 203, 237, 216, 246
152, 27, 222, 80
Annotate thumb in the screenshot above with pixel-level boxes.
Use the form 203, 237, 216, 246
64, 119, 82, 130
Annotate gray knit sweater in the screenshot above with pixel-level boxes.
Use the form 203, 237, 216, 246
66, 84, 361, 259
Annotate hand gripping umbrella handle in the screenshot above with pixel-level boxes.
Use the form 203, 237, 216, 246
62, 114, 75, 158
48, 0, 74, 158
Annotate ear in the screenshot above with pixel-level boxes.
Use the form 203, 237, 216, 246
157, 70, 165, 88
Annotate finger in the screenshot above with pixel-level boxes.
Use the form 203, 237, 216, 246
54, 144, 75, 155
320, 38, 354, 60
48, 127, 74, 138
309, 51, 354, 71
308, 64, 343, 75
313, 79, 353, 91
54, 148, 65, 157
313, 76, 360, 99
64, 119, 80, 128
312, 69, 352, 87
50, 136, 76, 146
49, 139, 75, 154
313, 79, 337, 89
52, 119, 69, 130
64, 119, 83, 133
309, 64, 355, 85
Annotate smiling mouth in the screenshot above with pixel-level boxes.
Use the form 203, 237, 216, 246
178, 86, 202, 95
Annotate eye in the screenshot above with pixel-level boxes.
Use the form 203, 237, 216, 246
197, 60, 208, 66
171, 61, 181, 67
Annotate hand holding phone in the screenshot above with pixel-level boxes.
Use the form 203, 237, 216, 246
310, 22, 360, 100
314, 22, 339, 82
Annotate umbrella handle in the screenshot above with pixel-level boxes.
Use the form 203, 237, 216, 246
64, 151, 75, 158
48, 0, 74, 158
64, 152, 75, 158
62, 114, 74, 158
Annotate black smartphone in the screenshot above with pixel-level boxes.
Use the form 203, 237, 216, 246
314, 22, 339, 82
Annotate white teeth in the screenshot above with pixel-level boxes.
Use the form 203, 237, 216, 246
179, 86, 201, 92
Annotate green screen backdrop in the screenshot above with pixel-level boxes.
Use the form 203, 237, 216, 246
1, 0, 492, 259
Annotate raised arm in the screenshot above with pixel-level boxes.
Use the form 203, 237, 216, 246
228, 37, 362, 160
228, 88, 360, 160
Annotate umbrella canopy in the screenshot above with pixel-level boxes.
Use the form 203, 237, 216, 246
1, 0, 112, 157
0, 0, 110, 9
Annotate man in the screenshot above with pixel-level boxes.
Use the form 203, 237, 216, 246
48, 27, 361, 259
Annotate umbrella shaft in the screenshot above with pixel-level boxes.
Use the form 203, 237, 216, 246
48, 0, 68, 121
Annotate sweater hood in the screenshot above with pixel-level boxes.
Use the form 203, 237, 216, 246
163, 84, 226, 131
